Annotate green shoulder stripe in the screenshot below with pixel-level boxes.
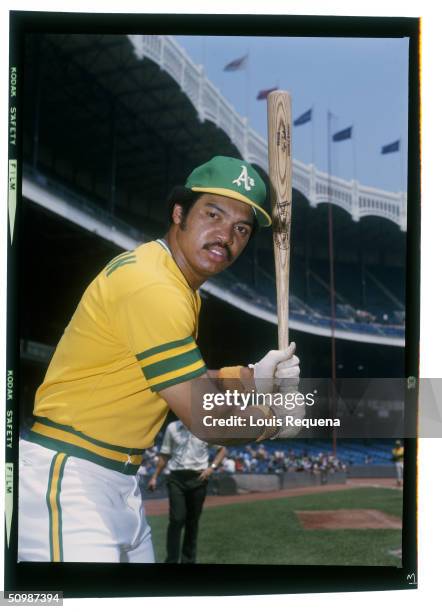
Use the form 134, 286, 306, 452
107, 250, 134, 264
106, 255, 137, 277
105, 250, 133, 268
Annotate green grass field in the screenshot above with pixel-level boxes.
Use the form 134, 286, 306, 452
148, 487, 403, 566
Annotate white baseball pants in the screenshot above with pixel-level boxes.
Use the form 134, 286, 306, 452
18, 438, 155, 563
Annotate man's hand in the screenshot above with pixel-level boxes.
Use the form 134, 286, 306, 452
252, 342, 298, 393
254, 343, 303, 441
275, 351, 300, 389
197, 467, 214, 481
147, 475, 157, 491
270, 393, 306, 438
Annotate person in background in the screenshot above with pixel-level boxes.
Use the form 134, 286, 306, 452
391, 439, 404, 487
148, 420, 225, 563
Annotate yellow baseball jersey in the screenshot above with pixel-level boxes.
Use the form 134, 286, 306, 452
28, 239, 207, 474
392, 446, 404, 462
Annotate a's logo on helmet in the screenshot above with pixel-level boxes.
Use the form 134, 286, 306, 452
232, 166, 255, 192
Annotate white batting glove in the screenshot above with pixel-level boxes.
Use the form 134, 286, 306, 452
251, 342, 297, 394
270, 347, 304, 438
270, 395, 306, 439
275, 352, 300, 390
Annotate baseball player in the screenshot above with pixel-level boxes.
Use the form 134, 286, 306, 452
147, 420, 225, 563
392, 439, 404, 486
18, 156, 302, 563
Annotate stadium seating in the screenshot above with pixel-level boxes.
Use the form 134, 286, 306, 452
226, 439, 393, 468
216, 264, 404, 340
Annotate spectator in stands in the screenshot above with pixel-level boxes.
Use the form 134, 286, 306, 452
234, 456, 244, 472
210, 443, 350, 476
137, 446, 162, 488
318, 462, 328, 484
221, 455, 236, 474
301, 453, 313, 472
241, 449, 252, 472
249, 456, 258, 472
256, 444, 268, 460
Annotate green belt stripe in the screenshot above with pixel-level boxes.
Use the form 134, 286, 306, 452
151, 365, 207, 392
143, 347, 203, 380
136, 336, 194, 362
28, 430, 140, 475
33, 416, 145, 454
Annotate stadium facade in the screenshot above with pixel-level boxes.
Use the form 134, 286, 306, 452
19, 33, 406, 425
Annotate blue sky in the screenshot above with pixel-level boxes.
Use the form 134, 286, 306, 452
175, 35, 409, 193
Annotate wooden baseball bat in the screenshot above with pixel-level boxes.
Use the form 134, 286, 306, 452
267, 90, 293, 350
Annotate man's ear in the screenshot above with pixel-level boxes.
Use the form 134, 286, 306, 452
171, 203, 184, 225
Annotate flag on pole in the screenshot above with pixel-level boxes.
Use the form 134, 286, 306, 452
223, 54, 248, 72
332, 126, 352, 142
256, 86, 278, 100
293, 108, 313, 126
381, 140, 400, 154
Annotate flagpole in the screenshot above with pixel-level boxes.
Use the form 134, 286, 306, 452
399, 138, 405, 193
202, 37, 206, 68
327, 110, 338, 457
246, 50, 250, 123
253, 234, 258, 290
352, 124, 357, 182
311, 104, 315, 167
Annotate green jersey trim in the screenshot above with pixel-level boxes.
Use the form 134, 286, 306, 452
136, 336, 194, 361
151, 365, 207, 392
33, 416, 145, 455
142, 347, 203, 380
28, 430, 141, 476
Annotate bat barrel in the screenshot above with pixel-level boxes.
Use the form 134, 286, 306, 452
267, 90, 293, 350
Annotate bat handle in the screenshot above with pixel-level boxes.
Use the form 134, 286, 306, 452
277, 300, 289, 350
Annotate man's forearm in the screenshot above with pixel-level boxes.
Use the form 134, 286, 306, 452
207, 366, 254, 393
212, 447, 226, 467
153, 454, 169, 477
159, 370, 298, 444
194, 368, 276, 443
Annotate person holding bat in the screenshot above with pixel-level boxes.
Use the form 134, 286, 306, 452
19, 152, 302, 564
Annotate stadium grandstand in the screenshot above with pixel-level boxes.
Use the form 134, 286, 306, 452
19, 33, 407, 460
135, 437, 399, 499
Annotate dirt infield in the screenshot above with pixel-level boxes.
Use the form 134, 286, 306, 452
296, 509, 402, 530
144, 478, 399, 517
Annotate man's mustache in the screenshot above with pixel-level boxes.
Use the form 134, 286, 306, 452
203, 241, 233, 262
